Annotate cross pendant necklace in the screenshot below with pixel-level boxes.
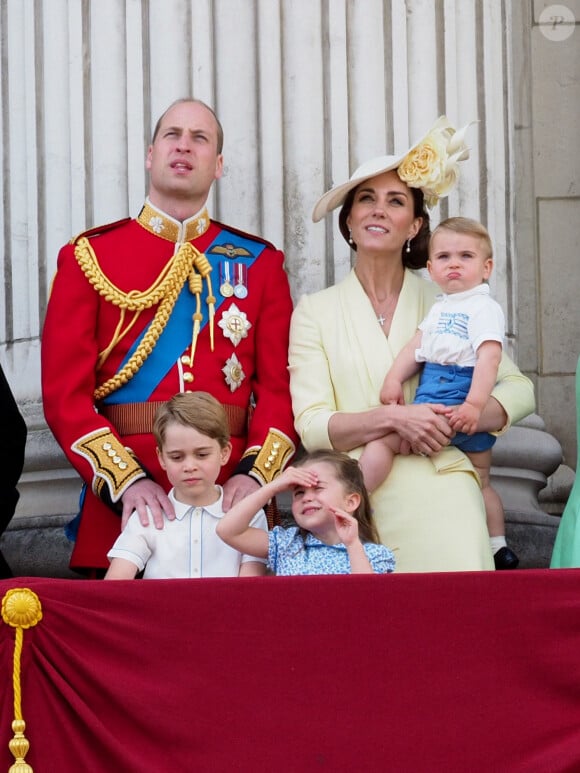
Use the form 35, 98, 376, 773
377, 314, 386, 326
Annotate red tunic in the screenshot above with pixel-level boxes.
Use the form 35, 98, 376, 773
42, 203, 297, 570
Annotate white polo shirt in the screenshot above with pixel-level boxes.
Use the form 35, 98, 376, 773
107, 487, 267, 578
416, 284, 504, 367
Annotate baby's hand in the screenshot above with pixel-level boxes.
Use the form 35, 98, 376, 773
380, 379, 405, 406
447, 402, 481, 435
330, 506, 360, 547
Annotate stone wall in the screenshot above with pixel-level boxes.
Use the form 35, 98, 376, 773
512, 1, 580, 467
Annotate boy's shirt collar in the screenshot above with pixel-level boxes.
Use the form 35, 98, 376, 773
170, 486, 224, 520
437, 283, 491, 302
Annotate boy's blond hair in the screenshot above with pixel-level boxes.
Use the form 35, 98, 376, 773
153, 392, 230, 449
430, 216, 493, 259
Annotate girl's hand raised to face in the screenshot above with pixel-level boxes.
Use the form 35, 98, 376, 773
276, 466, 319, 493
329, 506, 360, 547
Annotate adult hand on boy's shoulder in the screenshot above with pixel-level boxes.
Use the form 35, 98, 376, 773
222, 474, 260, 511
121, 479, 175, 530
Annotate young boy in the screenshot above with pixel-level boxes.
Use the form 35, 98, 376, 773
359, 217, 519, 570
105, 392, 267, 579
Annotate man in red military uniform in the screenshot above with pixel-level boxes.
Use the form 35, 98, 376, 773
42, 99, 297, 573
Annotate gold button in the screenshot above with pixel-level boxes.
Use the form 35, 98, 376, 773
181, 355, 191, 365
183, 372, 194, 383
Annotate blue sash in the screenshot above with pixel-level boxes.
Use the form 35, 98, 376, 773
103, 228, 266, 404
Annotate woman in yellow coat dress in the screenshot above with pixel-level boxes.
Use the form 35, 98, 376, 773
289, 118, 535, 572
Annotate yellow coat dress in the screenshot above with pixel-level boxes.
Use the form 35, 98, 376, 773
289, 268, 535, 572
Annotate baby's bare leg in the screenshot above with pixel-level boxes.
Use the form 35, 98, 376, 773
359, 433, 402, 492
468, 448, 519, 569
467, 449, 504, 536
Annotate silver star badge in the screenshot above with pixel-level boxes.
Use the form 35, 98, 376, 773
218, 303, 252, 347
222, 353, 245, 392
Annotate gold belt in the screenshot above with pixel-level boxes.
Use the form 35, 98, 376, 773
99, 401, 248, 438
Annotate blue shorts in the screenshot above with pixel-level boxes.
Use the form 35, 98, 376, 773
413, 362, 496, 453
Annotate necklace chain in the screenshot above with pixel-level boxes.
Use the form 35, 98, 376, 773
374, 293, 398, 327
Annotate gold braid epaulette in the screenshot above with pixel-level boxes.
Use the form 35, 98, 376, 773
74, 237, 202, 401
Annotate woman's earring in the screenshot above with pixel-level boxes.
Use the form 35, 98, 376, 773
406, 238, 412, 253
348, 229, 354, 245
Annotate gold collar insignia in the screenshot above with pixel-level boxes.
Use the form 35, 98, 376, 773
137, 200, 210, 242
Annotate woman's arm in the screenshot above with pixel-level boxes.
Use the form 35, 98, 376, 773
289, 293, 453, 455
480, 351, 536, 433
290, 294, 534, 454
328, 403, 454, 455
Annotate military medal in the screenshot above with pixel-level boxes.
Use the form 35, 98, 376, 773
222, 353, 245, 392
218, 303, 252, 347
219, 262, 234, 297
233, 262, 248, 299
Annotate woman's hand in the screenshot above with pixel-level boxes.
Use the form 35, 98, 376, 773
387, 403, 454, 456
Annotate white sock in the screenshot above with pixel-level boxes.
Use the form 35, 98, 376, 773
490, 536, 507, 555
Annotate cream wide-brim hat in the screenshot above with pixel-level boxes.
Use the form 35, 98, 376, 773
311, 116, 472, 222
312, 150, 411, 222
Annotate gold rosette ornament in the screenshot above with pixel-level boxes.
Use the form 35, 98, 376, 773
2, 588, 43, 772
398, 116, 473, 208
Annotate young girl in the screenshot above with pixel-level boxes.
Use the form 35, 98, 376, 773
216, 449, 395, 575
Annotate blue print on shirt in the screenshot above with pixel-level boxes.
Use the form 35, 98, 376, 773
435, 311, 469, 340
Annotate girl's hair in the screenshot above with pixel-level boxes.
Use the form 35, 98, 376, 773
153, 392, 230, 449
430, 216, 493, 259
293, 449, 381, 544
338, 177, 430, 270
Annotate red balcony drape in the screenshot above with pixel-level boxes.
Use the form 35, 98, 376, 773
1, 571, 579, 772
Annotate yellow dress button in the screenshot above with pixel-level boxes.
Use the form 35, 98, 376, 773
181, 355, 191, 366
183, 372, 194, 383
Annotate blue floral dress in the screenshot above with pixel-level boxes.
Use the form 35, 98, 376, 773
267, 526, 395, 575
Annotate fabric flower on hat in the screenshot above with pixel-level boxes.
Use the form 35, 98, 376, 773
398, 116, 473, 208
311, 115, 474, 222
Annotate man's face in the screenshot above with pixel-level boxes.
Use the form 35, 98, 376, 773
146, 101, 223, 212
